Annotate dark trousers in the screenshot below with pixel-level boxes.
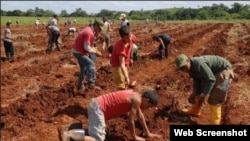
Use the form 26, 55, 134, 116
49, 31, 60, 52
3, 40, 14, 59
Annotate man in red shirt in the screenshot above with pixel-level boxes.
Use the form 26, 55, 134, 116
110, 26, 136, 90
72, 20, 103, 92
85, 89, 162, 141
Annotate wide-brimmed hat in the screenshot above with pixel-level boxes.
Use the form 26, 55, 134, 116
119, 13, 126, 20
93, 20, 104, 31
175, 54, 188, 69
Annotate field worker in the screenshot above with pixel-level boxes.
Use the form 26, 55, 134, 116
130, 34, 139, 61
46, 14, 59, 46
102, 16, 111, 55
84, 89, 162, 141
145, 18, 149, 25
119, 13, 130, 27
110, 26, 135, 90
89, 19, 93, 27
64, 27, 78, 37
3, 22, 15, 62
153, 34, 171, 60
175, 54, 234, 125
72, 20, 103, 92
47, 25, 61, 53
35, 18, 40, 29
48, 14, 59, 26
16, 18, 19, 26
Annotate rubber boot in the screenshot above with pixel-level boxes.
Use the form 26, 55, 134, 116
181, 103, 202, 117
6, 53, 11, 61
210, 105, 221, 125
9, 56, 14, 62
56, 43, 61, 51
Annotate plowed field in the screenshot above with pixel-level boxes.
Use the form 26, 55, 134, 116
1, 21, 250, 141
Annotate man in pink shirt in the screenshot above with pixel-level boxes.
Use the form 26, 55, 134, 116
85, 89, 162, 141
72, 20, 103, 92
110, 26, 136, 90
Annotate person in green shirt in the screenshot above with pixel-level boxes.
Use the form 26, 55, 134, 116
175, 54, 234, 125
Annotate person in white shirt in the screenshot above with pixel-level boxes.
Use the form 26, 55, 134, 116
47, 25, 61, 53
35, 19, 40, 29
46, 14, 59, 48
102, 16, 112, 55
65, 27, 78, 37
3, 22, 15, 62
119, 13, 130, 27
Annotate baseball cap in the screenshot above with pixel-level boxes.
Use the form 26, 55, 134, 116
142, 90, 159, 106
175, 54, 188, 69
119, 13, 126, 20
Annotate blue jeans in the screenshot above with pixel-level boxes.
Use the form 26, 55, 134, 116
89, 52, 97, 63
73, 52, 96, 90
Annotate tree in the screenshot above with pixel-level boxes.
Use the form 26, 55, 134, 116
24, 9, 35, 16
70, 8, 87, 17
34, 7, 45, 17
197, 9, 209, 20
1, 9, 7, 16
11, 9, 23, 16
238, 5, 250, 19
230, 2, 243, 13
97, 9, 115, 18
60, 10, 69, 17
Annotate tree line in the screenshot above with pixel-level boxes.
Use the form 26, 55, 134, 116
1, 2, 250, 20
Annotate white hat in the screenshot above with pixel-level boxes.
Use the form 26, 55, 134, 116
119, 13, 126, 20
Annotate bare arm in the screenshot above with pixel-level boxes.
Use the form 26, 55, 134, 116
128, 96, 145, 141
84, 41, 102, 56
128, 95, 162, 140
159, 38, 166, 49
119, 55, 130, 85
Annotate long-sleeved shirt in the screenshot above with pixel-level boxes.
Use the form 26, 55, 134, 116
189, 55, 232, 95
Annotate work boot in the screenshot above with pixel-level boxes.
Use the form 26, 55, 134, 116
58, 124, 70, 141
56, 45, 61, 51
9, 56, 14, 62
181, 103, 202, 117
6, 54, 11, 61
58, 122, 84, 141
210, 105, 221, 125
73, 86, 85, 95
88, 85, 101, 90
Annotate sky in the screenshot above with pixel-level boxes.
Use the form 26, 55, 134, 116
1, 1, 250, 14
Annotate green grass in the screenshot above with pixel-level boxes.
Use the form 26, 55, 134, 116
1, 16, 101, 25
2, 16, 250, 26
